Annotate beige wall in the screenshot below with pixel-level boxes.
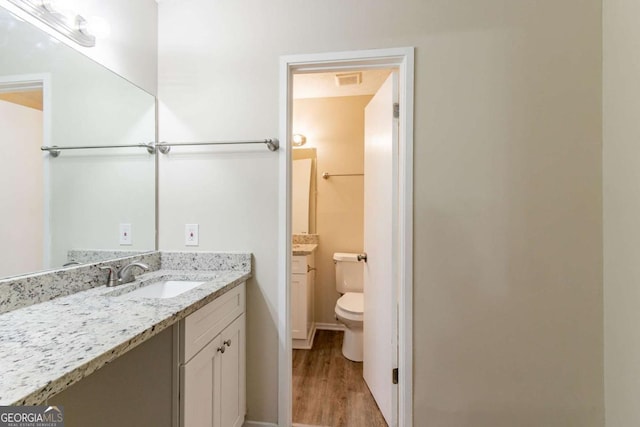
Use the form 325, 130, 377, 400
158, 0, 603, 424
293, 96, 371, 325
603, 0, 640, 425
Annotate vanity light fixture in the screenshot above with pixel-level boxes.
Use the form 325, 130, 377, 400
85, 15, 110, 39
6, 0, 96, 47
292, 134, 307, 147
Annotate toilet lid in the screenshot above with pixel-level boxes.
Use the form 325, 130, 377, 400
337, 292, 363, 314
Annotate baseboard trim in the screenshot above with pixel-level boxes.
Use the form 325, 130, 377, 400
244, 418, 327, 426
243, 421, 278, 427
292, 323, 317, 350
315, 322, 345, 331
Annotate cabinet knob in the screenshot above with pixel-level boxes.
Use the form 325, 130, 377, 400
217, 346, 226, 354
224, 339, 232, 347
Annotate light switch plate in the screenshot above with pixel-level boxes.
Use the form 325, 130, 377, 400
185, 224, 199, 246
119, 223, 132, 245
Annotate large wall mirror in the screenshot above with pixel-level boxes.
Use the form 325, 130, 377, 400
0, 5, 156, 279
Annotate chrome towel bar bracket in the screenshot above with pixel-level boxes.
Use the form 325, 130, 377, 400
41, 142, 156, 157
322, 171, 364, 179
156, 138, 279, 153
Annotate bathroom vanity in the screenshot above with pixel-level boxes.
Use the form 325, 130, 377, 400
1, 5, 251, 426
292, 244, 317, 349
0, 252, 249, 427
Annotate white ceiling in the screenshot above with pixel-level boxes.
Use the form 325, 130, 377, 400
293, 69, 392, 99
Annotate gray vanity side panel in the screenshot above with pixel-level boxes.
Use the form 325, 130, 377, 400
49, 326, 174, 427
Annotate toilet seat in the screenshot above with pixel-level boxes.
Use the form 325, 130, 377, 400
337, 292, 363, 313
336, 292, 363, 322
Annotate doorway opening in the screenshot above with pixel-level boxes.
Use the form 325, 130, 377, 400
290, 68, 393, 426
0, 74, 51, 276
278, 48, 414, 427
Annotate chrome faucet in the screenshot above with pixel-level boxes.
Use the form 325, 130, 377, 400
99, 265, 119, 287
98, 262, 150, 287
118, 262, 150, 284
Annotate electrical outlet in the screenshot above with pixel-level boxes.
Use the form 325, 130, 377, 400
185, 224, 199, 246
119, 223, 132, 245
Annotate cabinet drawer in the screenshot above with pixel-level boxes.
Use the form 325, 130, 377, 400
292, 255, 308, 274
180, 282, 245, 364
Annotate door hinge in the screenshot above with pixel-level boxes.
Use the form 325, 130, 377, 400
392, 368, 399, 384
393, 102, 400, 119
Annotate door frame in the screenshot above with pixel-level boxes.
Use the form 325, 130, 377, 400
278, 47, 414, 426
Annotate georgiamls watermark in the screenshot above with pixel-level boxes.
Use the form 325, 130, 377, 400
0, 406, 64, 427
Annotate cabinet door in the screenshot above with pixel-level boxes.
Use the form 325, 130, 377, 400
291, 274, 307, 339
180, 336, 221, 427
306, 269, 315, 334
219, 314, 246, 427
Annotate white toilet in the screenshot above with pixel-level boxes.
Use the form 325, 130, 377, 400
334, 253, 364, 362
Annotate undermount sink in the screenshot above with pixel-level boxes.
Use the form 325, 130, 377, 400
115, 280, 206, 299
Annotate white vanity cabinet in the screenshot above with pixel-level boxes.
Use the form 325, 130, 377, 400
179, 283, 246, 427
292, 254, 315, 348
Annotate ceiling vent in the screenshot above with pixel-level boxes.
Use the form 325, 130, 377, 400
335, 72, 362, 87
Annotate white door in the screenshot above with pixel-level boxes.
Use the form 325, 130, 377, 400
363, 71, 398, 426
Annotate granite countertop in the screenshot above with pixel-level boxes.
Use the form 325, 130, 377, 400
0, 269, 250, 406
292, 243, 318, 256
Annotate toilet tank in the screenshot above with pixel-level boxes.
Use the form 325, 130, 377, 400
333, 253, 363, 293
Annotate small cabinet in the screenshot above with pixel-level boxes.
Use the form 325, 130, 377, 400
292, 254, 315, 348
179, 283, 246, 427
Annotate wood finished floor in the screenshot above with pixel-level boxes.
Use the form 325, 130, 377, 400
292, 330, 388, 427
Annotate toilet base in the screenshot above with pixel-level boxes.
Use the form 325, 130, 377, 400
342, 327, 363, 362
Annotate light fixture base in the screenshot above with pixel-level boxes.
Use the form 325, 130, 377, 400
7, 0, 96, 47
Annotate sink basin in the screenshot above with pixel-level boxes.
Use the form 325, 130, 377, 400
115, 280, 205, 299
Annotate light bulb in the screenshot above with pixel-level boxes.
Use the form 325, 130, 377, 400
292, 134, 307, 147
85, 16, 111, 39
